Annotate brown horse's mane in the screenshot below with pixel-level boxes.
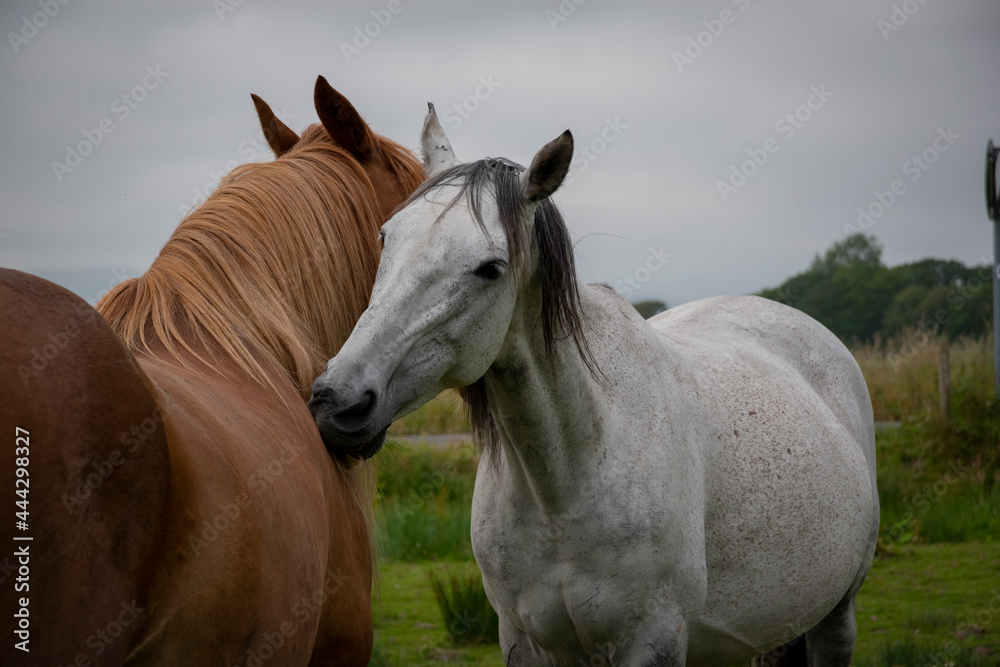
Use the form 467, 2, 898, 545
98, 124, 424, 398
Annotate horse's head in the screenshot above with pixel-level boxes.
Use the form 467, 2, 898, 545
253, 76, 422, 223
310, 106, 582, 458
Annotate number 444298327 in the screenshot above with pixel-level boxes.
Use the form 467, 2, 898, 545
15, 428, 29, 529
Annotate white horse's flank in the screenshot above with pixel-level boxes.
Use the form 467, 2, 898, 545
311, 108, 879, 666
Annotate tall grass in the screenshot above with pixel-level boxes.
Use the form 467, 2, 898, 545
374, 441, 479, 563
851, 329, 993, 422
377, 501, 474, 562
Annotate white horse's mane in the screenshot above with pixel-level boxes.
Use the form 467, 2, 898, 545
403, 157, 603, 462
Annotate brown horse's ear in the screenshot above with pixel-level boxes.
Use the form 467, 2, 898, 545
251, 93, 299, 157
314, 75, 374, 161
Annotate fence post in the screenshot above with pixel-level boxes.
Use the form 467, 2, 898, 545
938, 341, 951, 421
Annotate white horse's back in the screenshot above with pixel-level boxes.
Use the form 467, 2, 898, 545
648, 295, 878, 663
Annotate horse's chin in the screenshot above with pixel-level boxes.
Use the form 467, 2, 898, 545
318, 424, 387, 462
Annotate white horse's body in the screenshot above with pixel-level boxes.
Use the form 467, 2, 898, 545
310, 108, 878, 665
471, 288, 877, 665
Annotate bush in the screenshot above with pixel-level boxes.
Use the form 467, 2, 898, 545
427, 562, 500, 645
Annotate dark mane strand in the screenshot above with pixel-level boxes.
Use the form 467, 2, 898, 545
407, 158, 601, 464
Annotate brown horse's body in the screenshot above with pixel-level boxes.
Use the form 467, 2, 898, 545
0, 270, 170, 666
124, 346, 372, 665
0, 79, 423, 666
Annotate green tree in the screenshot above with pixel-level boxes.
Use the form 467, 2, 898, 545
809, 233, 884, 273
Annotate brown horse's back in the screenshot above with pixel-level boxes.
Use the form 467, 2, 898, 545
0, 269, 170, 666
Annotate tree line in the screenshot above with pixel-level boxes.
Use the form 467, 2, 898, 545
630, 234, 993, 344
756, 234, 993, 343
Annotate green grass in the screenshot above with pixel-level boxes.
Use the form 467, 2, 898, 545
371, 544, 1000, 666
373, 562, 504, 667
874, 414, 1000, 549
854, 542, 1000, 665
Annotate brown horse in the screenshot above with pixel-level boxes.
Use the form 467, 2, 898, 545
0, 76, 423, 666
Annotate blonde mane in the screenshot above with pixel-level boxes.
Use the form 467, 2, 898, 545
97, 124, 424, 398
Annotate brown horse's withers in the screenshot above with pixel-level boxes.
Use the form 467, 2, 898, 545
0, 78, 424, 666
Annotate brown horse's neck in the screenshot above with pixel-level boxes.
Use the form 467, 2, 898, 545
98, 168, 383, 398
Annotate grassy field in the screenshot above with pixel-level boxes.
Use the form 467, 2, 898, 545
370, 542, 1000, 666
854, 542, 1000, 666
371, 332, 998, 665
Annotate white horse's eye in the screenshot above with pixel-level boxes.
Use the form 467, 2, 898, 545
378, 230, 386, 248
474, 260, 504, 280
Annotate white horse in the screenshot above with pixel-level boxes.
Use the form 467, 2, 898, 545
309, 106, 879, 666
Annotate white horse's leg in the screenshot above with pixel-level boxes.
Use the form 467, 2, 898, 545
802, 591, 858, 667
617, 608, 688, 666
500, 615, 537, 666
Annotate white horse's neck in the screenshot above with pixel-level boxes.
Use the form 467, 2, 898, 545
482, 280, 653, 511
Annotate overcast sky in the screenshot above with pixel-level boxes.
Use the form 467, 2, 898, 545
1, 0, 998, 309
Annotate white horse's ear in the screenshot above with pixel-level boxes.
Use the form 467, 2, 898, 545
421, 103, 460, 177
520, 130, 573, 203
